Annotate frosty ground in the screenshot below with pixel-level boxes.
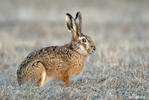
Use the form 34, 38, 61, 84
0, 0, 149, 99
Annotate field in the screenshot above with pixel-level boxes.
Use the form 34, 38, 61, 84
0, 0, 149, 99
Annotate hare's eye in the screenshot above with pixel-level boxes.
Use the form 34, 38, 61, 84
82, 38, 86, 42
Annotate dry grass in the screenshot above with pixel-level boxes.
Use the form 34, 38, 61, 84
0, 0, 149, 100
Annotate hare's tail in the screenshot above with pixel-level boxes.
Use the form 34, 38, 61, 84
17, 61, 47, 87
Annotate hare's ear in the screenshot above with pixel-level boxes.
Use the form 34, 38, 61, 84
66, 13, 78, 40
66, 13, 73, 32
75, 11, 82, 35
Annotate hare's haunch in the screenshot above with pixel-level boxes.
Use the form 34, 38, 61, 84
17, 12, 96, 87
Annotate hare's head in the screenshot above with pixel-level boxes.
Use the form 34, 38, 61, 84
66, 12, 96, 55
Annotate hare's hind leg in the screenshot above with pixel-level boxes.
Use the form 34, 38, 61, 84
36, 69, 46, 87
33, 62, 47, 87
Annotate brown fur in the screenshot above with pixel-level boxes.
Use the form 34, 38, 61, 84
17, 11, 95, 87
17, 45, 86, 87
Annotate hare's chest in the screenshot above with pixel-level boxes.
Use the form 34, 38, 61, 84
68, 55, 86, 77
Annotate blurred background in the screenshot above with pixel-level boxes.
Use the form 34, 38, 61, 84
0, 0, 149, 99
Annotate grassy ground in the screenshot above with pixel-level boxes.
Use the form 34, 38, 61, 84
0, 0, 149, 99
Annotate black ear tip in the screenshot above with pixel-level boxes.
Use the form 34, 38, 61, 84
76, 11, 81, 15
66, 13, 71, 17
66, 13, 69, 15
76, 11, 81, 18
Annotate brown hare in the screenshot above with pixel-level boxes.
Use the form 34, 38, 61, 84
17, 11, 96, 87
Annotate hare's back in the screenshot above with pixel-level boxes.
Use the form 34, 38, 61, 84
18, 46, 85, 73
18, 46, 58, 69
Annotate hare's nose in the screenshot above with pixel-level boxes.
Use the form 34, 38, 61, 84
93, 47, 96, 51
